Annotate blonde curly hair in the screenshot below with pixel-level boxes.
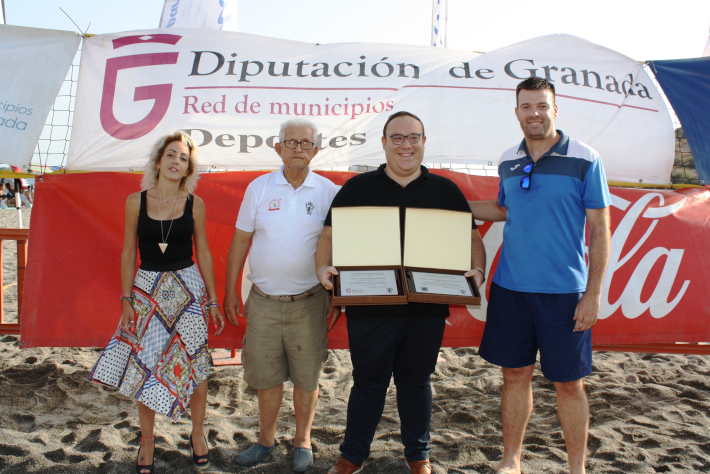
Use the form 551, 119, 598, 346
141, 131, 199, 195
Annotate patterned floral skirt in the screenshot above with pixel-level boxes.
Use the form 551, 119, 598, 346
88, 264, 210, 422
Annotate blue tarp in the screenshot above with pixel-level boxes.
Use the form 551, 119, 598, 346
649, 57, 710, 185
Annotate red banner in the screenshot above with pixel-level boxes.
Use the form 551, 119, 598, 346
19, 171, 710, 348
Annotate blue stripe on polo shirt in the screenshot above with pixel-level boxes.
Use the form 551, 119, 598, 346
493, 130, 611, 294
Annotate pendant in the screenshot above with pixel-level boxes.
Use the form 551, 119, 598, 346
159, 243, 168, 254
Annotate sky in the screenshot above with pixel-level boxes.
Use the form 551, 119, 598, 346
4, 0, 710, 61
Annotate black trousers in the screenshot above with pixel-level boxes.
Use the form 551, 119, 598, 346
340, 314, 446, 465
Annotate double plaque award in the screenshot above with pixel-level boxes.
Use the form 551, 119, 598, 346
330, 206, 481, 306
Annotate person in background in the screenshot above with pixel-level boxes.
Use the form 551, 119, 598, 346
21, 177, 33, 207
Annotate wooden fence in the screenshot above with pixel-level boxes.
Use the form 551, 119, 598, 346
0, 228, 29, 335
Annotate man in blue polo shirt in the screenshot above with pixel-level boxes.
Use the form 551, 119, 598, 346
470, 77, 611, 474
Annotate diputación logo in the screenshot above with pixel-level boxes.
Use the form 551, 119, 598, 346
100, 34, 182, 140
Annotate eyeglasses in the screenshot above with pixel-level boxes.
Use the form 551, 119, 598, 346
384, 133, 422, 145
520, 162, 534, 190
283, 140, 315, 150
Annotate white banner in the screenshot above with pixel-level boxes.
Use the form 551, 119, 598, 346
160, 0, 236, 31
0, 25, 80, 170
67, 30, 674, 184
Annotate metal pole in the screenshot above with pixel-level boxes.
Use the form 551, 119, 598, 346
431, 0, 436, 46
444, 0, 448, 49
15, 192, 22, 227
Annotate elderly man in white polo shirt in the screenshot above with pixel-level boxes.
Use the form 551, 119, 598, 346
224, 118, 339, 473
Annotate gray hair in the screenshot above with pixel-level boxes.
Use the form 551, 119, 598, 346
279, 118, 319, 143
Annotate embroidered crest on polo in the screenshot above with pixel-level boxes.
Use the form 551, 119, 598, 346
268, 199, 281, 211
305, 202, 314, 215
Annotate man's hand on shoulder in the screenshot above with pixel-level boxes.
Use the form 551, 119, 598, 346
223, 289, 242, 327
573, 292, 601, 332
318, 266, 339, 291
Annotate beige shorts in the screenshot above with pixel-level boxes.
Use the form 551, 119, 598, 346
242, 284, 329, 391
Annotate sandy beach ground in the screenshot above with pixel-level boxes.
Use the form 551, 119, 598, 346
1, 208, 709, 473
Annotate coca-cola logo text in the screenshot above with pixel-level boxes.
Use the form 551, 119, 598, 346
599, 192, 689, 319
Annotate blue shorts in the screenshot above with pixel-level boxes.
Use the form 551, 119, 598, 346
478, 283, 591, 382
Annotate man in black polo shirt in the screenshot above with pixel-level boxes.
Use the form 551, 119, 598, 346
315, 111, 486, 474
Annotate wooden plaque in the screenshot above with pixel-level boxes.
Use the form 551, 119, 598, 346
403, 208, 481, 305
331, 207, 408, 306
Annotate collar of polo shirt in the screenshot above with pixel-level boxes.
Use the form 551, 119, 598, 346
275, 164, 316, 189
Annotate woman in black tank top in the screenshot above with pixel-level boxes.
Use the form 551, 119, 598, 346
88, 131, 224, 473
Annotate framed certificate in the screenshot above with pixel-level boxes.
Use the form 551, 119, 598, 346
339, 270, 399, 296
403, 208, 481, 305
410, 271, 472, 297
331, 207, 408, 305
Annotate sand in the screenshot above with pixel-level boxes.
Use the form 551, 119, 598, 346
1, 208, 709, 473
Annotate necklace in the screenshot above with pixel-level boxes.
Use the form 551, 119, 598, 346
156, 192, 180, 254
156, 193, 181, 203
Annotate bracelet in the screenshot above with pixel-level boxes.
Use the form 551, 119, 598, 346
121, 294, 135, 309
470, 268, 485, 283
207, 297, 219, 303
205, 302, 220, 309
